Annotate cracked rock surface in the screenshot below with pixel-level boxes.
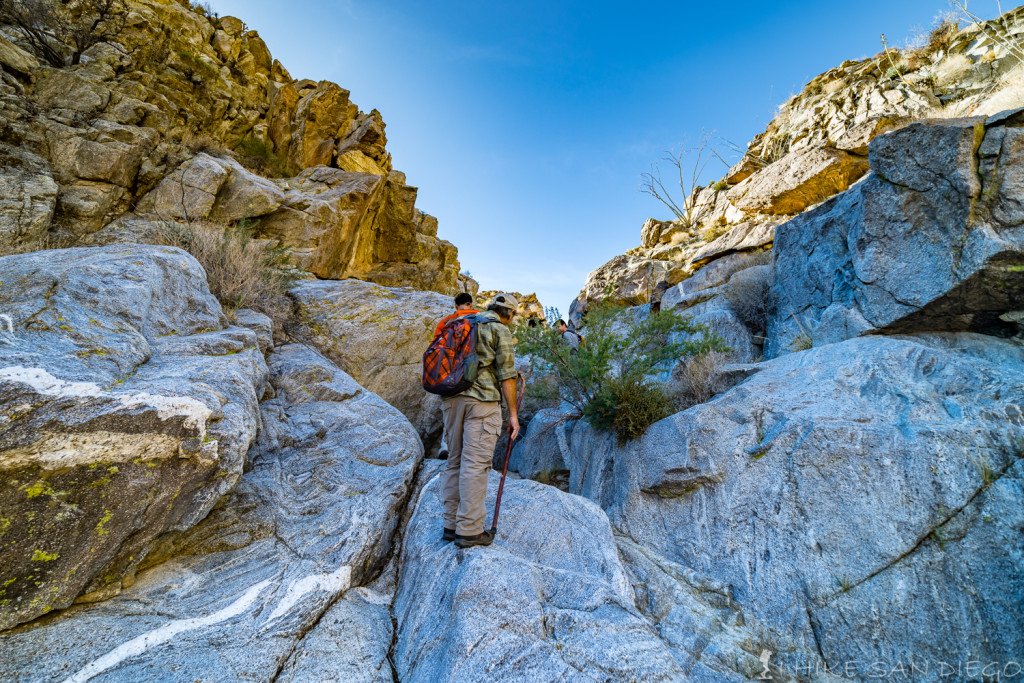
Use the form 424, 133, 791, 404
0, 344, 422, 681
288, 279, 453, 452
767, 115, 1024, 358
515, 332, 1024, 672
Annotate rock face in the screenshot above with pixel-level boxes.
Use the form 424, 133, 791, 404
515, 333, 1024, 674
0, 0, 462, 295
0, 244, 268, 630
0, 145, 58, 248
117, 153, 460, 292
394, 471, 685, 682
571, 10, 1024, 317
767, 115, 1024, 358
288, 279, 453, 449
475, 290, 547, 322
0, 344, 422, 681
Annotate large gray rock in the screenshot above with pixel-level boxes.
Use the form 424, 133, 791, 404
0, 245, 268, 630
519, 333, 1024, 675
394, 471, 685, 682
0, 344, 422, 681
766, 115, 1024, 358
288, 279, 452, 449
507, 406, 576, 480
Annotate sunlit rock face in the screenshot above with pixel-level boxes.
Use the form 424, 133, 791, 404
514, 332, 1024, 672
767, 115, 1024, 358
0, 0, 462, 295
571, 12, 1024, 319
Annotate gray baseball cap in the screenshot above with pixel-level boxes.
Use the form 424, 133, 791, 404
492, 292, 519, 312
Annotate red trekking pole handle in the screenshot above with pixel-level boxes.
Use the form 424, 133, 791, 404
489, 371, 525, 535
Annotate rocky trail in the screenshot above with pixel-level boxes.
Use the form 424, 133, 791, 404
1, 1, 1023, 681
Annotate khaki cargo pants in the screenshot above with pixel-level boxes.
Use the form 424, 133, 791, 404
441, 394, 502, 536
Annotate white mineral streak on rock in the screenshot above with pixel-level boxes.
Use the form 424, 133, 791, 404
1, 431, 185, 470
0, 366, 212, 428
61, 580, 271, 683
266, 566, 353, 623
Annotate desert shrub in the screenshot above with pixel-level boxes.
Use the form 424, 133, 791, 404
183, 133, 231, 159
674, 350, 728, 409
927, 15, 960, 54
518, 301, 729, 443
725, 258, 772, 334
712, 179, 729, 191
701, 223, 731, 242
155, 219, 295, 321
0, 233, 72, 257
235, 136, 290, 178
584, 374, 673, 444
641, 130, 727, 229
0, 0, 128, 67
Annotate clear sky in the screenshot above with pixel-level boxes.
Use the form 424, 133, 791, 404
206, 0, 989, 315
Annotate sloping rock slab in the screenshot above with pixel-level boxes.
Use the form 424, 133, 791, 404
289, 279, 452, 449
727, 146, 870, 216
766, 116, 1024, 358
542, 333, 1024, 673
0, 245, 267, 630
0, 344, 422, 680
688, 220, 776, 266
394, 472, 684, 682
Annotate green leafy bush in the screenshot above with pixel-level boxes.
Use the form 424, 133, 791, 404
518, 302, 728, 443
584, 374, 673, 444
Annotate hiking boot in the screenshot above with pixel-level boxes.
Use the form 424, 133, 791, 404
454, 530, 494, 548
442, 527, 456, 542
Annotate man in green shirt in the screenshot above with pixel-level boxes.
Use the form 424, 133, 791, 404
442, 293, 520, 548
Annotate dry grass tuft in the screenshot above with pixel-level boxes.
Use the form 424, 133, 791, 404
0, 233, 74, 258
674, 350, 728, 409
154, 219, 295, 322
725, 258, 772, 335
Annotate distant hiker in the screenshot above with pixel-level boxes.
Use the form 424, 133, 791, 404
556, 319, 581, 353
434, 292, 479, 339
434, 293, 520, 548
433, 292, 479, 458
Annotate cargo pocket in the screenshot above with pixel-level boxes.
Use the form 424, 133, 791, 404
483, 408, 503, 438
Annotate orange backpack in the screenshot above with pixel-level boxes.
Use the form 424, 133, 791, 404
422, 315, 498, 396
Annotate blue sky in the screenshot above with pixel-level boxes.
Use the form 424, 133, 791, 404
207, 0, 986, 314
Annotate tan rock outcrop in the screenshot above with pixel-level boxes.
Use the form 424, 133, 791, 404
0, 0, 459, 295
572, 9, 1024, 318
287, 279, 452, 449
727, 147, 870, 217
475, 291, 546, 322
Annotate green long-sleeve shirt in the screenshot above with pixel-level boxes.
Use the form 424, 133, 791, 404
462, 311, 517, 403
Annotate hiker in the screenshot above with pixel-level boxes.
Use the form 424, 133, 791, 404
440, 293, 520, 548
556, 319, 581, 353
434, 292, 478, 338
434, 292, 479, 458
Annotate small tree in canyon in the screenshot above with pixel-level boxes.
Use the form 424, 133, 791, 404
518, 302, 728, 443
640, 130, 728, 229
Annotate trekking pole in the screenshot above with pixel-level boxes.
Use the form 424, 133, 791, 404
489, 371, 526, 535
